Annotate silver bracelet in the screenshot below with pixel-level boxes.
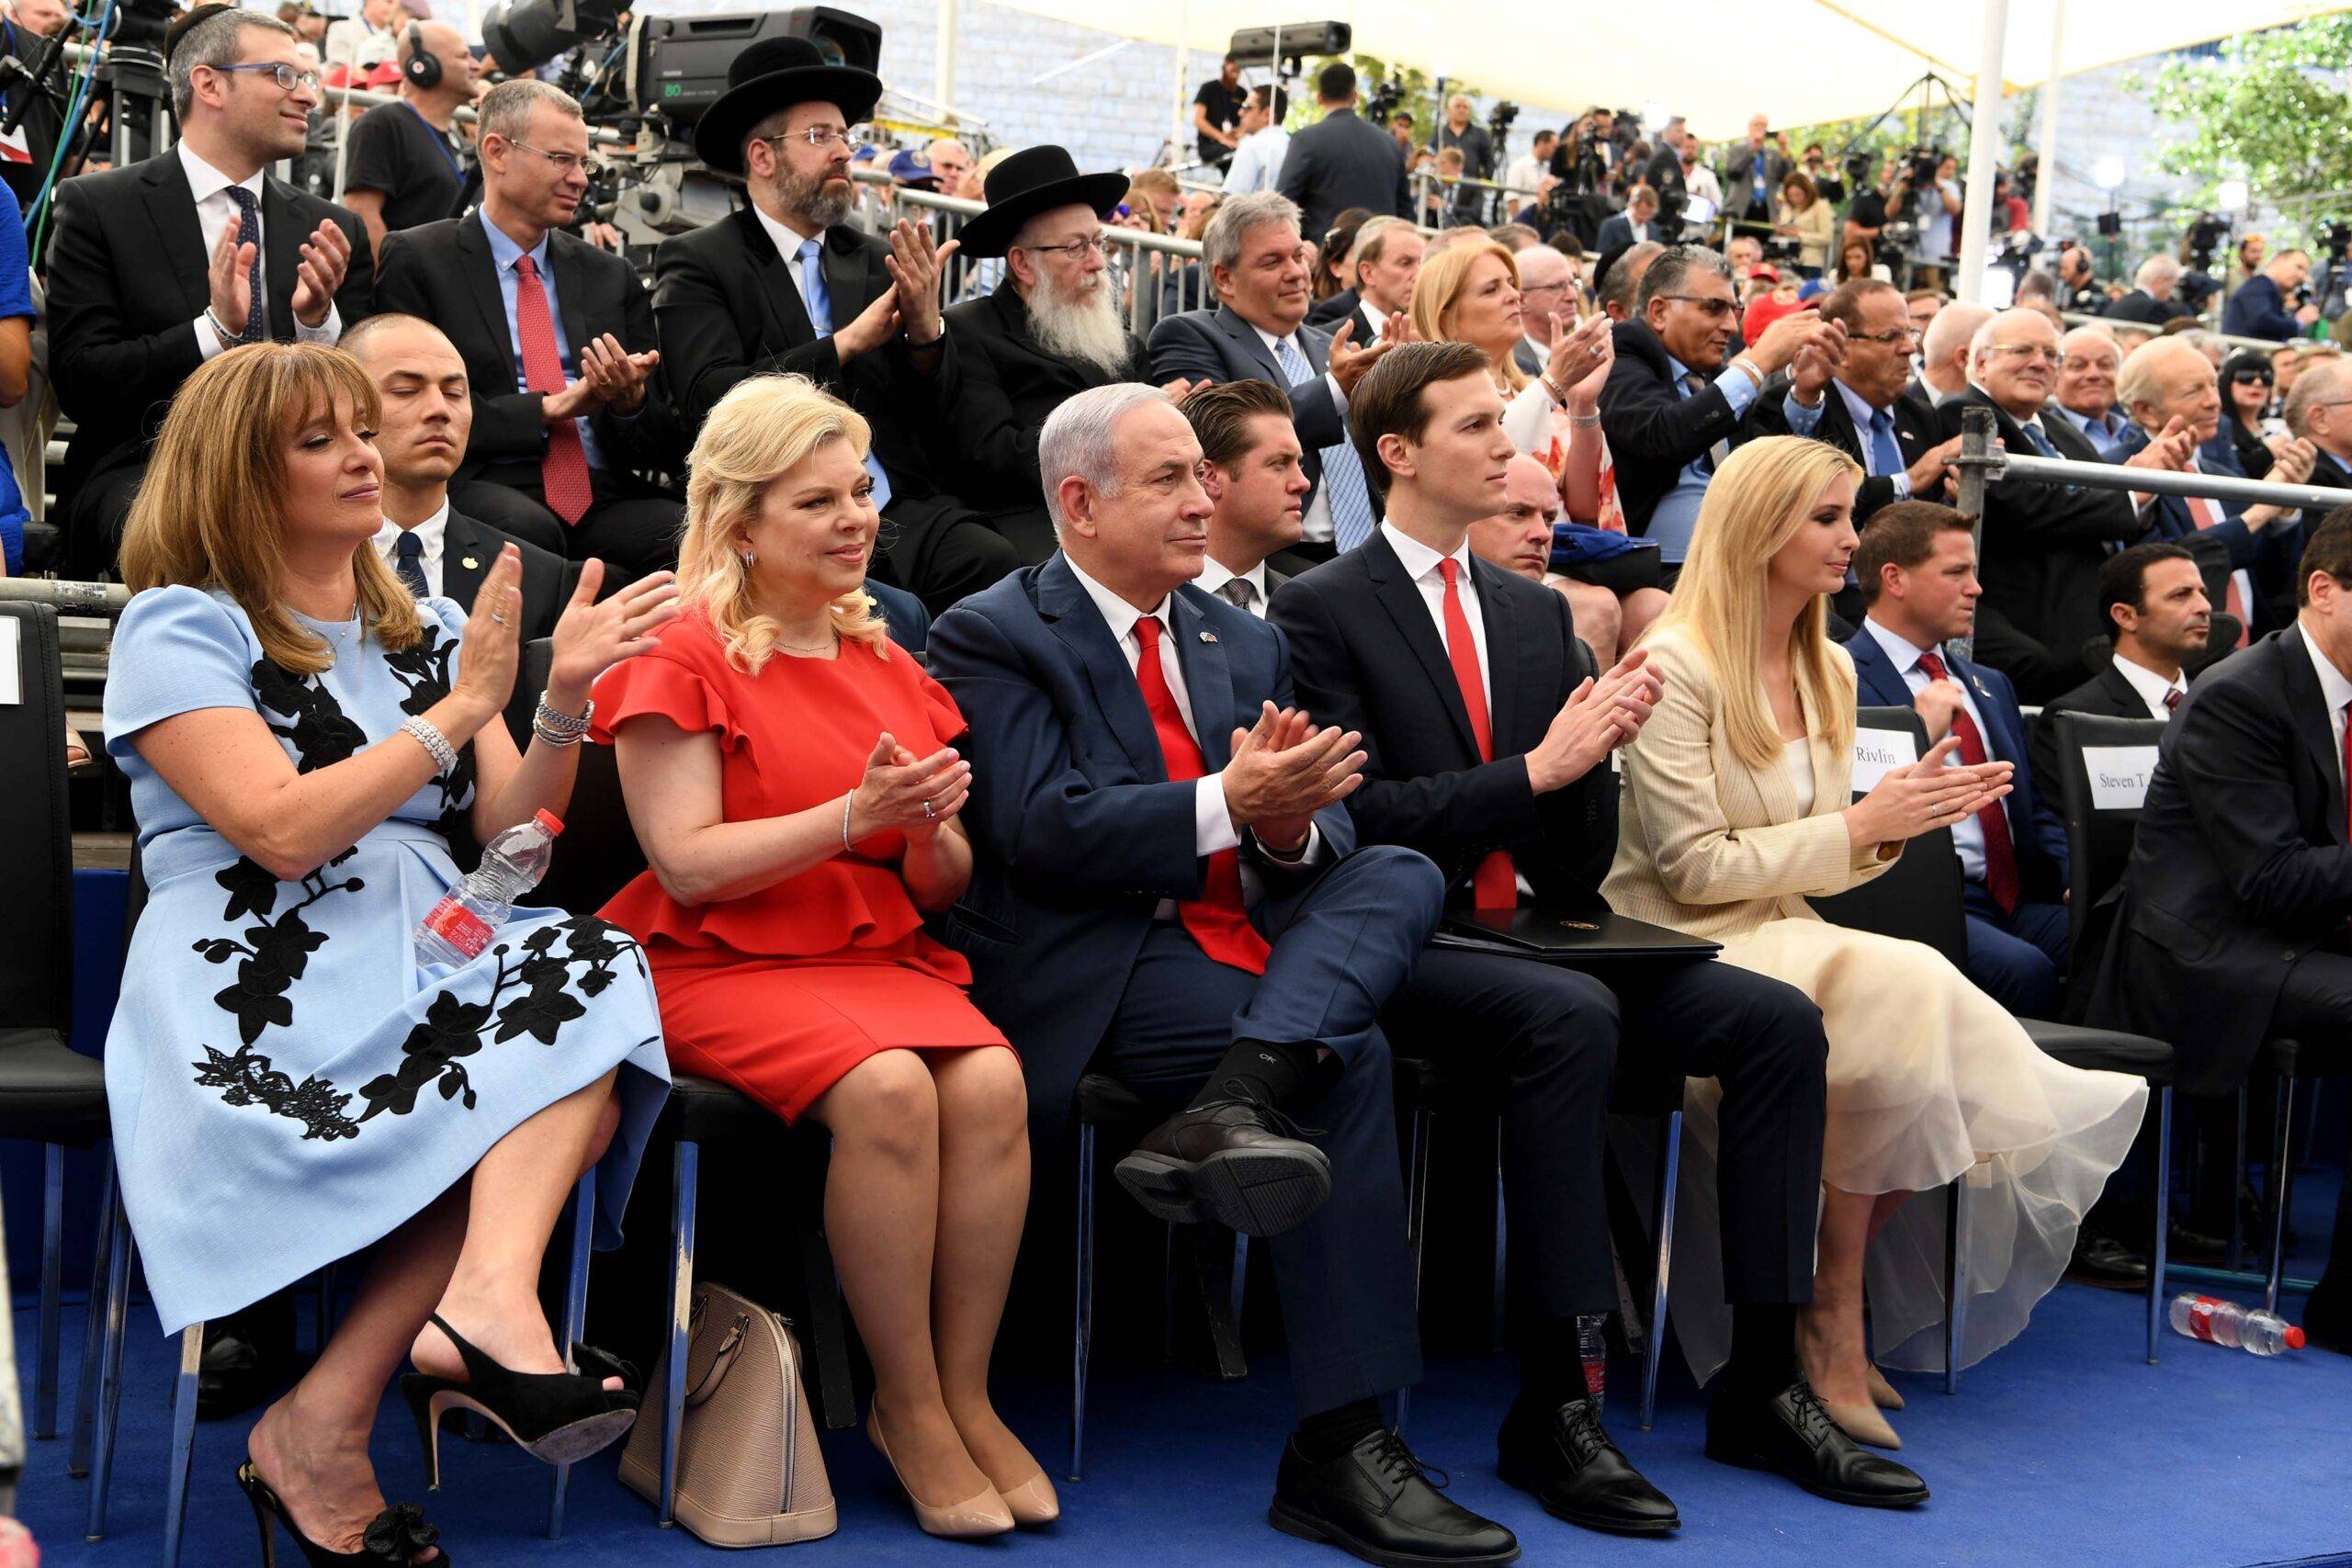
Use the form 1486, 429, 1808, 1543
400, 715, 458, 774
1569, 412, 1601, 428
532, 716, 585, 748
533, 693, 593, 744
841, 792, 856, 852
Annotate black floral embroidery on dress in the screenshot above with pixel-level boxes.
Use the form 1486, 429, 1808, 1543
356, 916, 646, 1124
189, 1043, 360, 1141
384, 623, 476, 845
251, 658, 368, 773
194, 856, 364, 1044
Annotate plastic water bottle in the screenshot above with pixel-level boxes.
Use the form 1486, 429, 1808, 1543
414, 810, 563, 966
1577, 1314, 1608, 1416
2167, 1292, 2305, 1355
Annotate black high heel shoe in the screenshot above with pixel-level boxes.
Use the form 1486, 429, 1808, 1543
236, 1462, 448, 1566
399, 1314, 639, 1489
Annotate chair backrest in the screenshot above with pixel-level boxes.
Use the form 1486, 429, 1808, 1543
2051, 711, 2168, 964
1808, 705, 1969, 969
518, 637, 650, 918
0, 603, 73, 1032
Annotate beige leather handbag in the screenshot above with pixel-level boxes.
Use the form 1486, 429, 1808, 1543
618, 1280, 837, 1547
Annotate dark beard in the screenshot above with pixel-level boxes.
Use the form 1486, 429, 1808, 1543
778, 166, 853, 231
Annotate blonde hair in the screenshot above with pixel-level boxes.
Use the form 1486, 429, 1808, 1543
1645, 436, 1862, 770
677, 374, 891, 674
120, 343, 417, 676
1411, 240, 1531, 392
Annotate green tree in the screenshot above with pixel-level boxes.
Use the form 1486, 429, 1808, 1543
2131, 17, 2352, 236
1290, 54, 1476, 152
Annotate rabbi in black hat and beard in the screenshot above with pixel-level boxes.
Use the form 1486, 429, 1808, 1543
651, 37, 1021, 612
929, 145, 1193, 563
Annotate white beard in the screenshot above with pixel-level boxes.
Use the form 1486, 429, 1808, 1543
1025, 271, 1132, 378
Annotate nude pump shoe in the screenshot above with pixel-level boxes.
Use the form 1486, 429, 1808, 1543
1821, 1399, 1903, 1450
865, 1409, 1016, 1537
1865, 1362, 1905, 1411
991, 1469, 1060, 1527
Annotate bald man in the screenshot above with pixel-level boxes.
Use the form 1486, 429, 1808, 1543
341, 17, 478, 253
1914, 300, 1991, 406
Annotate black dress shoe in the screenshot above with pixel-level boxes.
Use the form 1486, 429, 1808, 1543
2065, 1235, 2150, 1291
1495, 1393, 1679, 1534
1115, 1099, 1332, 1237
198, 1299, 298, 1420
1270, 1429, 1520, 1567
2166, 1219, 2228, 1267
1704, 1381, 1928, 1508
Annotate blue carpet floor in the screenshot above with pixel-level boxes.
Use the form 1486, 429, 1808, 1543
18, 1175, 2352, 1568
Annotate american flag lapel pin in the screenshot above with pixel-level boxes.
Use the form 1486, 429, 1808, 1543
1200, 630, 1218, 643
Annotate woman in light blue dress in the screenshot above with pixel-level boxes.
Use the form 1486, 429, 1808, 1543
103, 344, 679, 1564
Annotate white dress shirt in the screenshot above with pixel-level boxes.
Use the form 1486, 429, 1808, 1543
183, 142, 342, 360
2300, 619, 2352, 782
373, 500, 452, 599
1063, 556, 1319, 902
752, 203, 829, 325
1862, 615, 1992, 883
2109, 652, 2188, 720
1222, 125, 1290, 195
1194, 556, 1272, 618
1249, 320, 1350, 546
1380, 521, 1491, 703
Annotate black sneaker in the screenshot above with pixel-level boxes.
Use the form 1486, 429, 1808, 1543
1270, 1427, 1520, 1566
1114, 1094, 1331, 1236
1704, 1380, 1929, 1508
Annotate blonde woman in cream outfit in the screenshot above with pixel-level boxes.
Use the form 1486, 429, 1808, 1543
1602, 436, 2147, 1450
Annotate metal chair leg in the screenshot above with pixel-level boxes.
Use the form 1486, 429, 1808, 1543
2225, 1088, 2247, 1271
163, 1322, 204, 1568
548, 1170, 596, 1540
1070, 1124, 1096, 1483
34, 1144, 63, 1438
84, 1186, 131, 1542
1492, 1145, 1508, 1355
1230, 1232, 1250, 1333
659, 1141, 698, 1529
1639, 1110, 1682, 1432
2146, 1088, 2173, 1365
1943, 1180, 1967, 1395
1405, 1104, 1434, 1305
68, 1156, 117, 1478
2265, 1077, 2297, 1315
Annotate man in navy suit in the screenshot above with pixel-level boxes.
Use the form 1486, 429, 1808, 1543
928, 383, 1519, 1566
1148, 191, 1396, 573
2221, 248, 2321, 342
1846, 502, 2071, 1017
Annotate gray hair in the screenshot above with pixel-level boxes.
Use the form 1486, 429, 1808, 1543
1039, 383, 1173, 535
1634, 244, 1731, 315
169, 8, 296, 119
2174, 327, 2225, 366
478, 77, 581, 145
2287, 359, 2352, 437
1204, 190, 1301, 278
2135, 253, 2183, 290
2115, 335, 2202, 415
1969, 308, 2052, 373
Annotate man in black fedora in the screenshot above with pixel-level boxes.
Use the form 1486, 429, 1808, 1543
651, 35, 1019, 611
930, 145, 1188, 562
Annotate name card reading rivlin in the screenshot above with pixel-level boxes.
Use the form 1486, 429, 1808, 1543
1849, 728, 1918, 794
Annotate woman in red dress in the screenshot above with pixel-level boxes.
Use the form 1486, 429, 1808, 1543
594, 375, 1048, 1539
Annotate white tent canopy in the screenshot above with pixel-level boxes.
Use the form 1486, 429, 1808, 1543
982, 0, 2343, 138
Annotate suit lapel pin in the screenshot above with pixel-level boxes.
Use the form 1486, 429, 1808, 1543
459, 556, 480, 570
1199, 630, 1218, 643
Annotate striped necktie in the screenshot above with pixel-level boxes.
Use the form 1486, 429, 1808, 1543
1272, 333, 1375, 551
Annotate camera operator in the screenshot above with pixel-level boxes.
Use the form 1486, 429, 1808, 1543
340, 18, 476, 255
1892, 151, 1962, 290
0, 0, 67, 209
1800, 142, 1843, 206
2055, 244, 2105, 314
1723, 113, 1791, 233
2222, 247, 2324, 342
1551, 107, 1615, 194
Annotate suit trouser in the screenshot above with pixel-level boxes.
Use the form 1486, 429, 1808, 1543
1382, 950, 1828, 1319
66, 457, 141, 580
1091, 844, 1442, 1416
2259, 951, 2352, 1291
871, 492, 1025, 616
454, 465, 684, 588
1961, 885, 2068, 1020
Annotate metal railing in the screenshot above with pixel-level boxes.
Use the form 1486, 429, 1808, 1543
2059, 310, 2298, 356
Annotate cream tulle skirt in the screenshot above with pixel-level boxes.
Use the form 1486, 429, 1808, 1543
1658, 918, 2148, 1382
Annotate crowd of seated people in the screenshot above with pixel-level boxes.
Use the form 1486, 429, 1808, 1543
27, 6, 2352, 1562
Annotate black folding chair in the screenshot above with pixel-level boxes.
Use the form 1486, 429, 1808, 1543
1814, 707, 2175, 1386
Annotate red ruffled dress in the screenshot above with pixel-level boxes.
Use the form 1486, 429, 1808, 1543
590, 614, 1009, 1122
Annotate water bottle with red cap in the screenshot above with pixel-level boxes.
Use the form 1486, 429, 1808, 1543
2167, 1292, 2306, 1355
414, 810, 565, 967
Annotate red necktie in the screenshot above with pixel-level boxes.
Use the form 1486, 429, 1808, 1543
1917, 649, 2019, 914
2182, 488, 2251, 648
513, 255, 594, 526
2164, 687, 2183, 714
1439, 558, 1519, 909
1132, 615, 1271, 975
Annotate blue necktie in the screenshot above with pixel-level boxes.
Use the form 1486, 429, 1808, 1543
797, 236, 893, 511
392, 529, 428, 599
2020, 420, 2059, 459
1273, 334, 1375, 550
1869, 408, 1904, 479
226, 186, 266, 345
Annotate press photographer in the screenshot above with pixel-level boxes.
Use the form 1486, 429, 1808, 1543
0, 0, 73, 208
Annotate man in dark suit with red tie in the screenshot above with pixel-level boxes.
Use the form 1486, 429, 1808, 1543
2084, 506, 2352, 1351
1276, 343, 1916, 1525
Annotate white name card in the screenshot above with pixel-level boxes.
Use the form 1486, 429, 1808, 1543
0, 615, 17, 705
2084, 745, 2159, 811
1850, 727, 1917, 793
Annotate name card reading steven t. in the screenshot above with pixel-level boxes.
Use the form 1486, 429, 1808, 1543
2084, 745, 2159, 811
0, 615, 18, 705
1850, 728, 1917, 793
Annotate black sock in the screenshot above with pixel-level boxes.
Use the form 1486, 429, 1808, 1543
1727, 1303, 1800, 1398
1519, 1317, 1593, 1407
1189, 1036, 1321, 1112
1293, 1397, 1385, 1462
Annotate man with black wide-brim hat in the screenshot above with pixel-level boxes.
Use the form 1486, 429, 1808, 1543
653, 36, 1020, 610
928, 145, 1175, 562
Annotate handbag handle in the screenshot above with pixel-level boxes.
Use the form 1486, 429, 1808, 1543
684, 1313, 750, 1409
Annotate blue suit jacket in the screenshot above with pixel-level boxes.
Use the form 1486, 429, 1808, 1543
1146, 303, 1351, 512
867, 580, 931, 656
1844, 626, 2070, 895
2221, 274, 2302, 342
926, 554, 1355, 1138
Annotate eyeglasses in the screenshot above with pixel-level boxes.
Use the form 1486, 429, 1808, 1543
208, 61, 321, 93
1657, 294, 1737, 321
1984, 343, 2060, 365
1017, 233, 1111, 260
759, 125, 862, 152
508, 140, 603, 175
1520, 280, 1571, 298
1849, 326, 1920, 346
